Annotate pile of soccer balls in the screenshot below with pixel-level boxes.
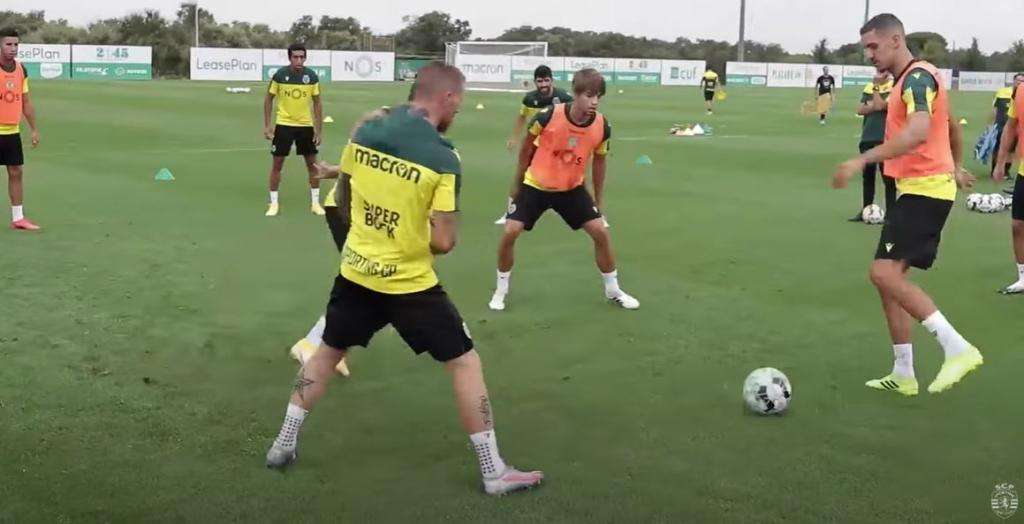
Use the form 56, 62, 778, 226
861, 204, 885, 225
966, 193, 1013, 213
743, 367, 792, 415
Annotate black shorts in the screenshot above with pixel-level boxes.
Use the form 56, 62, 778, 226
271, 125, 317, 157
1013, 175, 1024, 221
508, 184, 602, 231
321, 275, 474, 362
874, 194, 953, 270
0, 133, 24, 167
703, 90, 715, 101
324, 206, 349, 252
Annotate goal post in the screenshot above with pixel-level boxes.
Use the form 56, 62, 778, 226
446, 41, 549, 90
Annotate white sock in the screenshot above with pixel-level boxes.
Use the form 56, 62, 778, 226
270, 191, 279, 205
305, 315, 326, 346
892, 344, 914, 378
311, 188, 320, 204
495, 270, 511, 296
274, 403, 307, 449
12, 205, 24, 221
469, 430, 507, 478
602, 270, 621, 297
1017, 263, 1024, 282
921, 311, 970, 359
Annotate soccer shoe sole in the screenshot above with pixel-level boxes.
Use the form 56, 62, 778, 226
927, 348, 984, 394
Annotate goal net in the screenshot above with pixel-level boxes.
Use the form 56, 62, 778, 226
445, 41, 549, 91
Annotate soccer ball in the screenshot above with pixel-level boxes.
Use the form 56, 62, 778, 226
861, 204, 885, 225
977, 194, 998, 213
966, 193, 983, 210
992, 193, 1011, 211
743, 367, 792, 415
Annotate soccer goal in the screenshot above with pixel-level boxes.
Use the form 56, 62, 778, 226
445, 41, 549, 91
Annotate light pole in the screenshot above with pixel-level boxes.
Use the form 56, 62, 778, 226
194, 2, 199, 47
737, 0, 746, 61
864, 0, 870, 24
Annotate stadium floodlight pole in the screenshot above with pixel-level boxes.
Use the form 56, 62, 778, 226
864, 0, 870, 24
194, 2, 200, 47
737, 0, 747, 61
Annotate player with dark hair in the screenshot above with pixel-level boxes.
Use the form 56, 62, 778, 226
814, 66, 837, 125
265, 62, 544, 496
833, 13, 981, 396
489, 68, 639, 311
700, 67, 719, 115
496, 65, 573, 224
849, 71, 896, 221
0, 27, 42, 230
263, 43, 324, 217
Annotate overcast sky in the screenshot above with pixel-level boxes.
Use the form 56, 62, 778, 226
6, 0, 1020, 54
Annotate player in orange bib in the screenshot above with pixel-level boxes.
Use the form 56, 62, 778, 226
832, 14, 981, 396
489, 68, 639, 311
0, 29, 42, 231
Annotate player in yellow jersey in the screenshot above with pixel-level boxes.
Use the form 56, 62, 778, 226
489, 69, 639, 311
265, 63, 544, 495
833, 13, 980, 396
700, 68, 719, 115
992, 74, 1024, 294
0, 28, 41, 231
496, 65, 573, 224
263, 43, 324, 217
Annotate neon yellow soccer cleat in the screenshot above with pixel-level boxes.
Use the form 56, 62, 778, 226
927, 346, 983, 394
865, 374, 919, 396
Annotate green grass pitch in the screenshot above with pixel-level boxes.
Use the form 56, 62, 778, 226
1, 80, 1020, 522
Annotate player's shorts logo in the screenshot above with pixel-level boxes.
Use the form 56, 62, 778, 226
992, 483, 1019, 520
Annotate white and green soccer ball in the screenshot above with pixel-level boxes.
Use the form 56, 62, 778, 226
743, 367, 792, 415
861, 204, 885, 225
966, 193, 984, 210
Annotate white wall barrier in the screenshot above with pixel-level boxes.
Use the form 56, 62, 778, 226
959, 71, 1008, 91
190, 47, 262, 81
660, 60, 706, 86
726, 61, 767, 86
330, 51, 395, 82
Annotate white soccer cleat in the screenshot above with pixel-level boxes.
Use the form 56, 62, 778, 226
607, 291, 640, 310
494, 214, 508, 225
265, 442, 297, 469
482, 465, 544, 496
488, 292, 507, 311
1000, 281, 1024, 295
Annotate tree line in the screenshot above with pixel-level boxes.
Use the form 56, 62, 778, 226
3, 6, 1022, 78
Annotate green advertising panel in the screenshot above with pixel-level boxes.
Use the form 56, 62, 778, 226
612, 72, 661, 84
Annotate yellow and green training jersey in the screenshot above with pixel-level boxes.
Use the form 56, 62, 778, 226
519, 87, 573, 122
337, 105, 462, 294
700, 71, 719, 92
268, 66, 320, 127
994, 86, 1013, 126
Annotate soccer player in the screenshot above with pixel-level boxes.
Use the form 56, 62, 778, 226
496, 65, 573, 225
990, 73, 1023, 180
489, 68, 639, 311
700, 67, 719, 115
992, 75, 1024, 295
814, 66, 837, 125
0, 28, 41, 231
263, 43, 324, 217
265, 63, 544, 495
833, 13, 981, 395
849, 72, 896, 221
